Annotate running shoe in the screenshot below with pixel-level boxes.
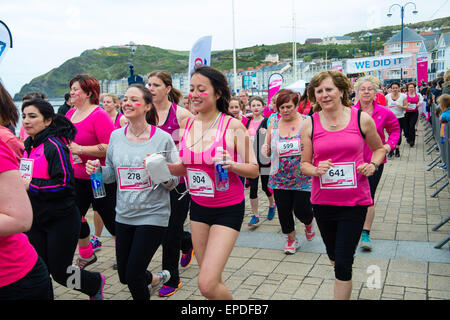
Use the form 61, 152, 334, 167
360, 231, 372, 251
90, 236, 102, 252
158, 280, 182, 297
438, 163, 447, 170
284, 236, 300, 255
90, 273, 106, 300
180, 248, 194, 268
305, 221, 315, 241
77, 253, 97, 270
248, 215, 260, 227
267, 205, 276, 220
395, 149, 400, 158
149, 270, 171, 295
387, 151, 394, 159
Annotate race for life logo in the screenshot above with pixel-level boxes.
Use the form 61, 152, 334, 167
194, 57, 207, 67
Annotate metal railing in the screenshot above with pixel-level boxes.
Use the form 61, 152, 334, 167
422, 103, 449, 249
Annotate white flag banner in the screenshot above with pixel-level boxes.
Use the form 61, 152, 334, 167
346, 53, 413, 74
188, 35, 212, 77
0, 21, 12, 66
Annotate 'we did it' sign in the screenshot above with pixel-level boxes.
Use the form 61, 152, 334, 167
345, 53, 413, 74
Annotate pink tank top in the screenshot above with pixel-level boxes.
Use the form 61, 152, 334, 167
179, 113, 244, 207
114, 113, 124, 129
158, 103, 185, 183
311, 107, 372, 206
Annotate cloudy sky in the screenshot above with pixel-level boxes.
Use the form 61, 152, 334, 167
0, 0, 448, 96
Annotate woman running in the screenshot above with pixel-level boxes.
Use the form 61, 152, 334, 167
262, 89, 315, 254
300, 70, 385, 300
65, 74, 117, 269
167, 66, 259, 300
21, 98, 106, 300
385, 82, 407, 158
246, 96, 275, 227
404, 82, 423, 147
0, 137, 53, 300
86, 84, 176, 300
353, 76, 400, 251
146, 70, 194, 297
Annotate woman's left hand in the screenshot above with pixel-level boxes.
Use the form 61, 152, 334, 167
357, 162, 376, 177
212, 149, 235, 171
69, 142, 82, 155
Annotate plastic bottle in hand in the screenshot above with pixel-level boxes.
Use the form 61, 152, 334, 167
214, 147, 229, 191
90, 162, 106, 199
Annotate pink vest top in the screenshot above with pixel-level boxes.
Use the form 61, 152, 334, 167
311, 107, 372, 206
179, 113, 244, 207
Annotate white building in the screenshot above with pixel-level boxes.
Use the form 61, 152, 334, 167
322, 36, 352, 45
435, 33, 450, 77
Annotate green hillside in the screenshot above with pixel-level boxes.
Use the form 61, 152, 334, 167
14, 16, 449, 100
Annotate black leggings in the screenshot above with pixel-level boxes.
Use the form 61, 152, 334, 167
0, 256, 53, 300
249, 174, 272, 199
27, 209, 102, 297
368, 164, 384, 201
313, 205, 368, 281
396, 117, 406, 146
162, 183, 193, 288
74, 178, 117, 238
273, 189, 313, 234
115, 222, 166, 300
404, 110, 418, 145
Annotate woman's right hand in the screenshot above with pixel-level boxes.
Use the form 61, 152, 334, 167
86, 159, 100, 175
261, 143, 270, 157
315, 159, 334, 176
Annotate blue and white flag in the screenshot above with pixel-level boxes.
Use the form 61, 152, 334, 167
0, 21, 13, 66
188, 35, 212, 77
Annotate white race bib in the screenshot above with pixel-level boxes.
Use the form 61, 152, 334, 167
187, 168, 214, 197
407, 103, 417, 110
19, 158, 34, 179
117, 167, 152, 191
72, 154, 83, 165
278, 138, 301, 157
319, 162, 357, 189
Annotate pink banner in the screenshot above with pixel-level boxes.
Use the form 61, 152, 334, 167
417, 54, 428, 84
266, 73, 283, 111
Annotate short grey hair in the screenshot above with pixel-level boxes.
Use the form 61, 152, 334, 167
354, 76, 380, 94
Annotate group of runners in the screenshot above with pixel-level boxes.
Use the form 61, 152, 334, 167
3, 64, 436, 300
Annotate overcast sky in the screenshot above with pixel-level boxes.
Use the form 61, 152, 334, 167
0, 0, 448, 96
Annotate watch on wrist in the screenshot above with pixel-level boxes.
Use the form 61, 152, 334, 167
370, 161, 379, 171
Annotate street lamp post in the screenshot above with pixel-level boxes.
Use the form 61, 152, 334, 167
387, 2, 418, 83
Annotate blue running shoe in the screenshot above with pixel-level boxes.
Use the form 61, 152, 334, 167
360, 231, 372, 251
90, 236, 102, 252
248, 215, 260, 227
267, 205, 276, 220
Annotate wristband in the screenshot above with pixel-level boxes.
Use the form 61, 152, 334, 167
370, 161, 379, 171
79, 146, 83, 155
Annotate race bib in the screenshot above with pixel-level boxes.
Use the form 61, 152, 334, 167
117, 167, 152, 191
19, 158, 34, 179
278, 138, 301, 157
187, 168, 214, 197
72, 154, 83, 165
407, 103, 417, 110
319, 162, 357, 189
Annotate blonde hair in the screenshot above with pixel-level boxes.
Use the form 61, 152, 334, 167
229, 97, 245, 112
103, 93, 120, 110
354, 76, 380, 93
307, 70, 353, 113
437, 94, 450, 112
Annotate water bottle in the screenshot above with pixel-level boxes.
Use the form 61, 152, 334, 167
214, 147, 229, 191
90, 164, 106, 199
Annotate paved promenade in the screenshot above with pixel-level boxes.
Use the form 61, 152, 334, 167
55, 119, 449, 300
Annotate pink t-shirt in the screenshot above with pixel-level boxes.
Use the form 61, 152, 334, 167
66, 106, 114, 179
0, 126, 24, 164
311, 108, 372, 206
0, 139, 38, 287
247, 118, 263, 138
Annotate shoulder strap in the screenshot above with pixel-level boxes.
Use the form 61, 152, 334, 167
357, 109, 365, 139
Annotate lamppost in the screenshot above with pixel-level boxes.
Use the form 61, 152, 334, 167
387, 2, 418, 83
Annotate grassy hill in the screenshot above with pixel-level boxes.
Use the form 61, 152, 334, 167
14, 16, 449, 100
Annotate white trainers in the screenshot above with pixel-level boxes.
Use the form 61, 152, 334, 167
284, 236, 300, 255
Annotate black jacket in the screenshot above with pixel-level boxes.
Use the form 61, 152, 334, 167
24, 127, 77, 226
